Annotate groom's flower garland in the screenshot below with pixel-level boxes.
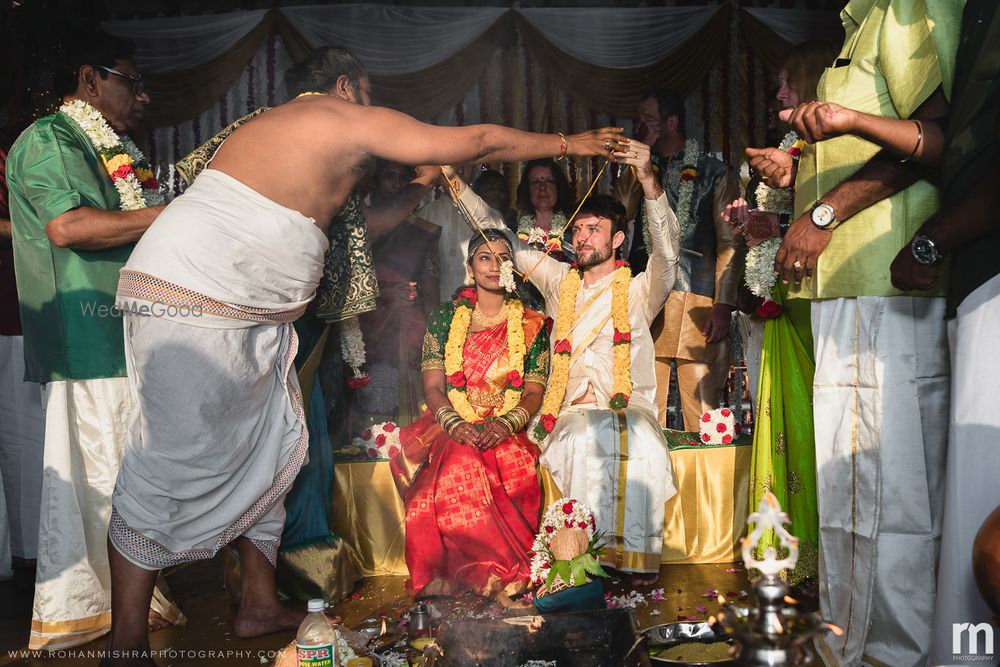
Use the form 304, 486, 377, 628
533, 262, 632, 442
59, 99, 164, 211
444, 287, 526, 423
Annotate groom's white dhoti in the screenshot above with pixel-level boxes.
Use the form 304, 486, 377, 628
460, 186, 680, 573
110, 169, 328, 568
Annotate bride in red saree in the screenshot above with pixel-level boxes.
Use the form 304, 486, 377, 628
390, 229, 550, 599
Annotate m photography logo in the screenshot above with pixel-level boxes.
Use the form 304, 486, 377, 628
953, 621, 996, 662
80, 300, 203, 318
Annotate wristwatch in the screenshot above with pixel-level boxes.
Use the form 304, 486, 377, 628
911, 234, 944, 266
810, 201, 839, 230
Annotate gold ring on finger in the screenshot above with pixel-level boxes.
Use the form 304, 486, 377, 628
603, 139, 613, 150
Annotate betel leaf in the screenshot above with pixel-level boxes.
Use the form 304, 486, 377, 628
570, 560, 587, 585
554, 560, 572, 586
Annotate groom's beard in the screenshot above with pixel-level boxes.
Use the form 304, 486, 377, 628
575, 242, 613, 269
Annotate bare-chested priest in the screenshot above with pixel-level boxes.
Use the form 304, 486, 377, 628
107, 46, 626, 662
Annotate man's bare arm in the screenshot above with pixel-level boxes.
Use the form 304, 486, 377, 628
353, 105, 625, 166
45, 205, 161, 250
780, 88, 948, 167
0, 219, 11, 241
364, 167, 438, 239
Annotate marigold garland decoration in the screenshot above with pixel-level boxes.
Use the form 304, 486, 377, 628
59, 99, 164, 211
533, 263, 633, 442
444, 287, 526, 423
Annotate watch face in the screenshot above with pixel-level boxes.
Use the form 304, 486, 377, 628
811, 203, 835, 228
912, 237, 940, 265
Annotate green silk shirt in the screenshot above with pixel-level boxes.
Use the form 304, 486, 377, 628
791, 0, 964, 299
7, 112, 135, 383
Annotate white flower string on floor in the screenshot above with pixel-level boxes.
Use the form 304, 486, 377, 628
59, 99, 164, 211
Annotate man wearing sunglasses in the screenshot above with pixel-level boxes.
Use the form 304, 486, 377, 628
5, 32, 182, 651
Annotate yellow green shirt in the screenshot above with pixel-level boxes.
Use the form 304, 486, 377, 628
791, 0, 964, 299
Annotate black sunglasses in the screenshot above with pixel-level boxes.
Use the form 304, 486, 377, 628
96, 66, 146, 96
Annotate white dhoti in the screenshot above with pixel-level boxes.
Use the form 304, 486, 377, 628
928, 274, 1000, 666
111, 168, 327, 570
30, 378, 184, 650
0, 334, 44, 561
541, 405, 676, 573
811, 296, 949, 667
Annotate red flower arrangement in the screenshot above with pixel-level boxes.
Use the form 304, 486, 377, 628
554, 339, 572, 355
447, 371, 467, 389
754, 299, 783, 320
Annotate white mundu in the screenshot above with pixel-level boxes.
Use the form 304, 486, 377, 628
458, 186, 680, 573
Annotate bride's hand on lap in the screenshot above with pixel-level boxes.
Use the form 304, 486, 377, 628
451, 422, 479, 447
477, 420, 511, 450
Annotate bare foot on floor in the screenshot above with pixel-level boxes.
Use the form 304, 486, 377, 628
629, 573, 660, 587
147, 610, 170, 631
233, 601, 306, 638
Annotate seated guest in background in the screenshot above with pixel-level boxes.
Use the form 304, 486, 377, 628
445, 142, 678, 586
515, 158, 574, 261
346, 161, 441, 432
390, 229, 549, 601
472, 168, 516, 231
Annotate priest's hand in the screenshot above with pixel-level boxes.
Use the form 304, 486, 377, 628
889, 239, 941, 292
746, 146, 795, 189
773, 214, 832, 284
779, 102, 857, 144
702, 303, 733, 344
567, 128, 629, 158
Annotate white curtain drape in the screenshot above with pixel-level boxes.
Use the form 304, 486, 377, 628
281, 5, 507, 75
103, 10, 269, 73
516, 7, 720, 69
744, 8, 842, 46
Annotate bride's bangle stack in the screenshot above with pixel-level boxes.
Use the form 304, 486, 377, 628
492, 406, 530, 435
435, 405, 465, 435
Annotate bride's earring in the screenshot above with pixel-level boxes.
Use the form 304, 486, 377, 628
466, 272, 475, 285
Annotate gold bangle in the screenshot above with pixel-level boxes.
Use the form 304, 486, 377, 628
553, 132, 568, 161
899, 119, 923, 163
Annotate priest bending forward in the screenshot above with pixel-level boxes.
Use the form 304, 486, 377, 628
448, 142, 679, 582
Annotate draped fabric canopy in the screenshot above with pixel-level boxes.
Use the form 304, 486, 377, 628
102, 4, 842, 127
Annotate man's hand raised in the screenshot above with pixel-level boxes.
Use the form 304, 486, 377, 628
746, 147, 795, 189
779, 102, 858, 144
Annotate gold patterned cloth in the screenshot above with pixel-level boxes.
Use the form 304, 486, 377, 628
175, 108, 379, 322
331, 435, 752, 575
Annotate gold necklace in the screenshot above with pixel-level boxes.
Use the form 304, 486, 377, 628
295, 91, 327, 98
471, 303, 507, 329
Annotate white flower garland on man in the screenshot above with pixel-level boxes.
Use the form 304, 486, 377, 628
59, 99, 164, 211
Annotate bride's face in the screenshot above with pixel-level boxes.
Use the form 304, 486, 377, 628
468, 241, 512, 293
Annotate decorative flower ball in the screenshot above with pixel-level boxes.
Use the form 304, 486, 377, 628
361, 421, 401, 459
698, 408, 735, 445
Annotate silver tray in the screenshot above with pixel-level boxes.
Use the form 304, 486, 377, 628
643, 621, 737, 666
